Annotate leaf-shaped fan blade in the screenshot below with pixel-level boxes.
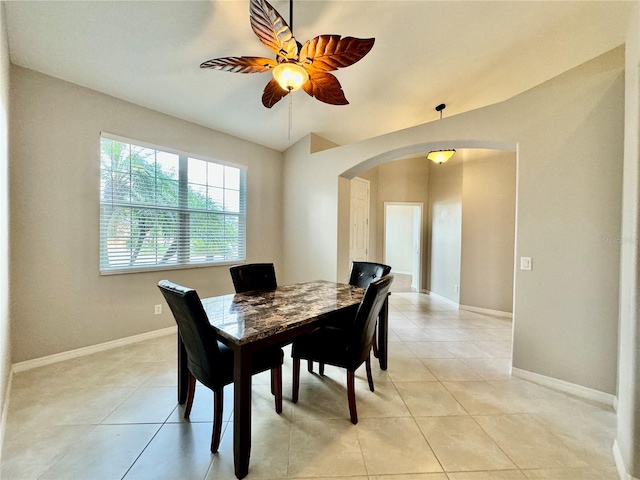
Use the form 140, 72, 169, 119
299, 36, 375, 72
250, 0, 298, 60
262, 78, 290, 108
200, 57, 277, 74
302, 72, 348, 105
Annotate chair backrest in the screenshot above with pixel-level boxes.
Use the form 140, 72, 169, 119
349, 261, 392, 288
157, 280, 222, 389
229, 263, 277, 293
347, 274, 394, 368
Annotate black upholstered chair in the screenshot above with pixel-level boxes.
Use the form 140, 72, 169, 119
158, 280, 283, 452
349, 261, 391, 357
229, 263, 277, 293
291, 275, 394, 424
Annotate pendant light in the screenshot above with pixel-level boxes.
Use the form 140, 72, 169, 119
427, 104, 456, 165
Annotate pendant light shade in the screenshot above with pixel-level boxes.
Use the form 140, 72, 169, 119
427, 149, 456, 165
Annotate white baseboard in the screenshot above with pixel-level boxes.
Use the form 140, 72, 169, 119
459, 304, 513, 319
12, 326, 177, 373
511, 367, 616, 407
0, 370, 13, 460
426, 291, 460, 308
613, 440, 639, 480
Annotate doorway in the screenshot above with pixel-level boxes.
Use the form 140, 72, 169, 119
384, 202, 422, 292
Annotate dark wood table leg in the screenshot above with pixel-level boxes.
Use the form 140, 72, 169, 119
378, 295, 389, 370
233, 345, 253, 479
178, 334, 189, 404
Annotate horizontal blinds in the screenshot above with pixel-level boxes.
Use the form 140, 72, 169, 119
99, 136, 246, 273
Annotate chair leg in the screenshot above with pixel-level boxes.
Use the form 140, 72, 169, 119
270, 368, 275, 395
372, 322, 379, 358
211, 389, 223, 453
307, 359, 313, 373
292, 357, 301, 403
184, 371, 196, 419
347, 370, 358, 424
273, 365, 283, 414
365, 354, 375, 392
319, 362, 325, 376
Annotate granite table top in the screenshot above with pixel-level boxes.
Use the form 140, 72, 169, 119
200, 280, 365, 346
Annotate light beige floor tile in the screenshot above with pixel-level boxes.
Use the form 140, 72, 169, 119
443, 381, 523, 415
102, 386, 177, 424
392, 327, 433, 342
474, 414, 589, 469
440, 342, 493, 358
387, 341, 420, 358
395, 382, 468, 417
403, 315, 449, 328
522, 466, 620, 479
461, 358, 512, 380
415, 416, 516, 472
40, 424, 160, 480
290, 377, 351, 420
404, 342, 457, 359
0, 424, 95, 480
356, 417, 442, 474
422, 329, 473, 342
369, 474, 449, 480
205, 417, 291, 479
475, 341, 512, 358
123, 423, 214, 480
352, 381, 412, 418
420, 359, 483, 382
386, 358, 438, 382
448, 471, 527, 479
288, 417, 366, 477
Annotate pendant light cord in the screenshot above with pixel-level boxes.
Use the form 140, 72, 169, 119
289, 0, 293, 34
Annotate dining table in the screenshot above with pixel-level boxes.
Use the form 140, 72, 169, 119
175, 279, 390, 479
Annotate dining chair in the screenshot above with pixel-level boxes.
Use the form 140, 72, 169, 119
311, 260, 392, 374
158, 280, 284, 452
229, 263, 277, 293
291, 274, 394, 424
349, 261, 391, 357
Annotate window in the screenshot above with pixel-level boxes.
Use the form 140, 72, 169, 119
99, 134, 246, 274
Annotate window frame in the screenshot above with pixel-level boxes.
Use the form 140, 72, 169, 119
99, 132, 247, 275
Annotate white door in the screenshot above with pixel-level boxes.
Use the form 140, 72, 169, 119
350, 177, 370, 262
384, 202, 422, 292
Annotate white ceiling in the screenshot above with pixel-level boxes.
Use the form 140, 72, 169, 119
3, 0, 633, 152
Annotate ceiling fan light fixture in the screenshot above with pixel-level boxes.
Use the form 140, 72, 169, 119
273, 63, 309, 92
427, 149, 456, 165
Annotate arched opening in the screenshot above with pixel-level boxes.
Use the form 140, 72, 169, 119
338, 141, 517, 315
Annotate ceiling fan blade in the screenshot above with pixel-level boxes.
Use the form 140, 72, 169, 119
300, 36, 375, 72
302, 72, 349, 106
200, 57, 277, 74
262, 78, 290, 108
250, 0, 298, 60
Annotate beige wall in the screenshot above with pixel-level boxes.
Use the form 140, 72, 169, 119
0, 1, 11, 434
460, 149, 516, 313
375, 158, 429, 288
616, 3, 640, 478
283, 47, 624, 395
428, 155, 463, 303
9, 66, 284, 363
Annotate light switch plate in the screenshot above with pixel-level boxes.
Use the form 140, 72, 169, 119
520, 257, 532, 271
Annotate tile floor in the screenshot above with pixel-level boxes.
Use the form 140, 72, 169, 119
1, 292, 620, 480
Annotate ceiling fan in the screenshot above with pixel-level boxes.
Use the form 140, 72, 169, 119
200, 0, 375, 108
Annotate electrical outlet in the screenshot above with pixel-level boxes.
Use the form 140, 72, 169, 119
520, 257, 532, 271
154, 304, 162, 315
454, 284, 459, 293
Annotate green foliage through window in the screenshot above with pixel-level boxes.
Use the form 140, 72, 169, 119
99, 134, 246, 273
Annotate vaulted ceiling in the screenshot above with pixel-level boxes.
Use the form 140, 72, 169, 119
3, 1, 633, 151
